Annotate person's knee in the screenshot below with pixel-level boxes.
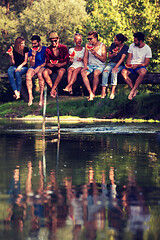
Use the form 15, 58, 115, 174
138, 68, 147, 78
15, 71, 20, 77
111, 69, 118, 75
81, 68, 86, 76
37, 72, 43, 79
8, 67, 14, 74
26, 72, 32, 79
94, 71, 101, 78
68, 68, 73, 74
121, 69, 127, 77
58, 68, 65, 78
43, 70, 49, 78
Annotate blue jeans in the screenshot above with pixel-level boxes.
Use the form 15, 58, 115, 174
102, 62, 124, 86
8, 66, 28, 92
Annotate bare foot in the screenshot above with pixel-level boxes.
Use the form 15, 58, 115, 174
68, 87, 73, 95
15, 91, 20, 100
109, 93, 115, 99
63, 87, 70, 92
28, 100, 33, 106
50, 89, 57, 98
63, 87, 73, 95
101, 94, 106, 99
88, 93, 95, 101
39, 94, 44, 106
14, 90, 20, 100
39, 100, 44, 106
28, 97, 33, 106
133, 90, 138, 98
128, 89, 137, 100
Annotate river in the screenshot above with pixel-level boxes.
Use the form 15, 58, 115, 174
0, 119, 160, 240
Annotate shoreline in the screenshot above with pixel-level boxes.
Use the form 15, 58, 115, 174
1, 116, 160, 123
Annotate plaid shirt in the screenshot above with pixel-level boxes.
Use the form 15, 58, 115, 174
45, 44, 69, 65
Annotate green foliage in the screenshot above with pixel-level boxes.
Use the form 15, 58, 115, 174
0, 0, 159, 68
0, 7, 18, 48
84, 0, 160, 70
0, 91, 160, 120
17, 0, 88, 47
0, 0, 159, 99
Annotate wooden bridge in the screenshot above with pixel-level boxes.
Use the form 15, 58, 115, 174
0, 72, 160, 102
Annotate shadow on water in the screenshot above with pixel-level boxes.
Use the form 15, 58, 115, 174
0, 120, 160, 239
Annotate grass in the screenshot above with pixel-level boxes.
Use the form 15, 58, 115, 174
0, 90, 160, 122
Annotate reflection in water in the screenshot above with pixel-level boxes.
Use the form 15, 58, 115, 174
0, 124, 160, 239
4, 162, 151, 239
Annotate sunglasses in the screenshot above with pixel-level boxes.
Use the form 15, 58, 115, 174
87, 37, 94, 41
50, 39, 58, 43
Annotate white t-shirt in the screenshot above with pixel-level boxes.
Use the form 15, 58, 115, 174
69, 47, 85, 69
128, 43, 152, 64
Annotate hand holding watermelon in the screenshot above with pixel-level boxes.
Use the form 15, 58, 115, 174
6, 46, 13, 55
31, 47, 40, 52
112, 47, 119, 53
50, 60, 58, 65
31, 47, 40, 56
69, 51, 76, 58
86, 45, 94, 51
125, 64, 133, 69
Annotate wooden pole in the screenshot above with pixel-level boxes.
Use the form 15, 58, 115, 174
56, 88, 60, 136
42, 85, 47, 135
42, 134, 47, 184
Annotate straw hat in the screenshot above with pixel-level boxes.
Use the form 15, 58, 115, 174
49, 32, 59, 39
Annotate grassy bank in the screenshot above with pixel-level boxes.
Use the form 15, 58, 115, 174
0, 90, 160, 121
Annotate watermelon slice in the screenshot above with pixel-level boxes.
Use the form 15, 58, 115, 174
69, 51, 76, 58
50, 60, 58, 64
31, 47, 40, 51
6, 46, 13, 54
112, 47, 119, 53
86, 45, 94, 50
125, 64, 132, 68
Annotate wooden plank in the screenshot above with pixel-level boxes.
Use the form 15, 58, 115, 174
1, 72, 160, 84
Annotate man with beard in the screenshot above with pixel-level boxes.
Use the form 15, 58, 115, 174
121, 32, 152, 100
26, 35, 47, 106
43, 32, 69, 98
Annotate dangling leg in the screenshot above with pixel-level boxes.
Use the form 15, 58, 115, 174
8, 66, 19, 99
63, 67, 74, 93
81, 68, 95, 101
101, 64, 112, 98
26, 68, 35, 106
15, 66, 28, 100
37, 68, 45, 106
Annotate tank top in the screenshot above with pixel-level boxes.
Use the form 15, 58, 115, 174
88, 43, 105, 67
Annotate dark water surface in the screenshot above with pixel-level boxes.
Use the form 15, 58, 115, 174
0, 120, 160, 240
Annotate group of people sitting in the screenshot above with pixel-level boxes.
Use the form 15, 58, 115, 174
7, 30, 152, 106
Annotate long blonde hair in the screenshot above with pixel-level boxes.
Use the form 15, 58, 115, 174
14, 36, 25, 55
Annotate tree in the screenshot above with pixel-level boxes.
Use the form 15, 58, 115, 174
17, 0, 88, 47
84, 0, 160, 71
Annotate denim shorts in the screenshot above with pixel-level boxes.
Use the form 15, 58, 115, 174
86, 64, 105, 74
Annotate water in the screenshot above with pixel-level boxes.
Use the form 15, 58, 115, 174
0, 120, 160, 240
